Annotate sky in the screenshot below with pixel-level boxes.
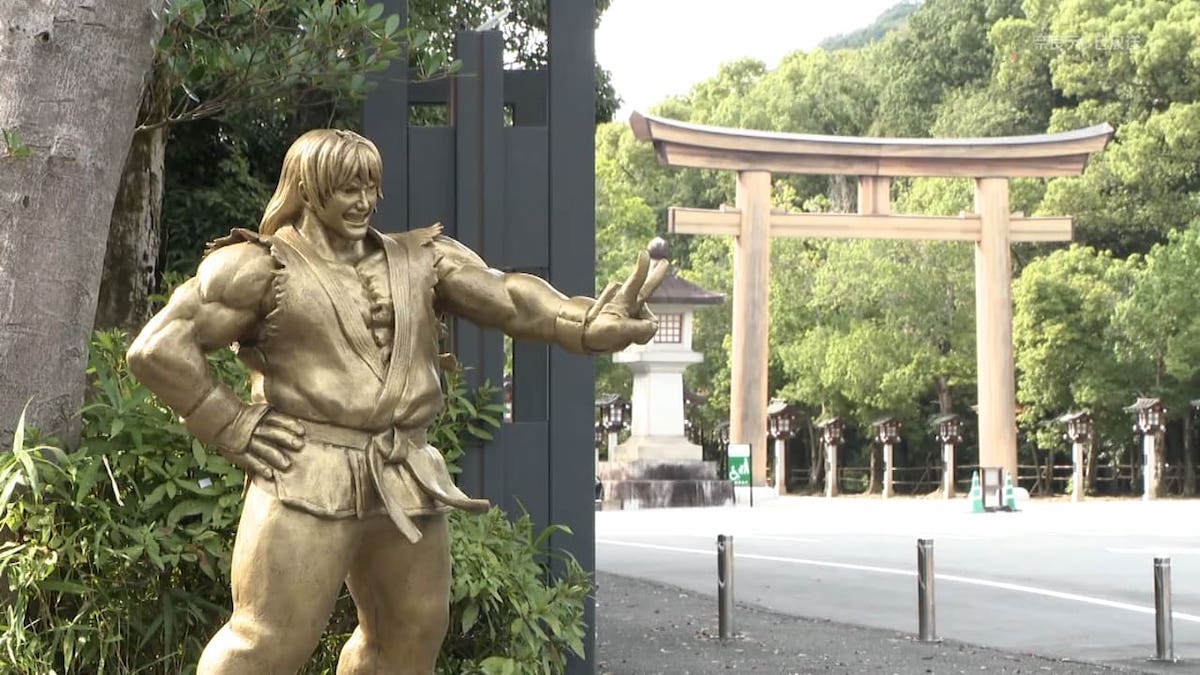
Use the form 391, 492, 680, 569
595, 0, 903, 121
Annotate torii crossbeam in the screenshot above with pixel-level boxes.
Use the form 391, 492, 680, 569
631, 111, 1112, 488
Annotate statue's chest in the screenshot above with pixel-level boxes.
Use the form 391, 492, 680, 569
326, 252, 394, 352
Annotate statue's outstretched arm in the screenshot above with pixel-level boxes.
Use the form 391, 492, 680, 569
432, 236, 667, 355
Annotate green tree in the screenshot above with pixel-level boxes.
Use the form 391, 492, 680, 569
1041, 102, 1200, 257
871, 0, 1025, 136
97, 0, 421, 332
408, 0, 621, 123
593, 123, 658, 400
1012, 245, 1138, 493
1036, 1, 1200, 256
102, 0, 623, 332
1113, 224, 1200, 493
775, 239, 976, 490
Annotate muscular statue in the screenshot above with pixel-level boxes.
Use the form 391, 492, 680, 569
128, 128, 665, 674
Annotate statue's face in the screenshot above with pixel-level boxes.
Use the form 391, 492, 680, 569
314, 178, 378, 241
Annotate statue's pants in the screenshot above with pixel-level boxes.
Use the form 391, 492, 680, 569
197, 481, 450, 675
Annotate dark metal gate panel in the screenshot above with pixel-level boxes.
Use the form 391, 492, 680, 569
406, 128, 455, 234
545, 3, 597, 672
503, 128, 550, 267
364, 2, 597, 672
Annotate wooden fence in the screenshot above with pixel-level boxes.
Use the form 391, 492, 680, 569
786, 463, 1196, 496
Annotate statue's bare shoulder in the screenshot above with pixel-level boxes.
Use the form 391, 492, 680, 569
135, 232, 276, 353
196, 230, 276, 312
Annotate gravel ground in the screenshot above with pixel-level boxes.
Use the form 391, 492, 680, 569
594, 572, 1176, 675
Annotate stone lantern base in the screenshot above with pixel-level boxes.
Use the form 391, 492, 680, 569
598, 459, 733, 510
613, 435, 703, 463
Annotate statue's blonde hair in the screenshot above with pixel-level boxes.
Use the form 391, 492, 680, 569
259, 129, 383, 236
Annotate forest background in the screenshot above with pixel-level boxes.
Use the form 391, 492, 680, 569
593, 0, 1200, 497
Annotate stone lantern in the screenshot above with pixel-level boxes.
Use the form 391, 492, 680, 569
1058, 410, 1092, 503
1125, 397, 1165, 500
932, 413, 963, 498
872, 416, 902, 499
766, 399, 798, 494
613, 238, 725, 462
596, 393, 630, 457
817, 416, 845, 498
601, 238, 729, 509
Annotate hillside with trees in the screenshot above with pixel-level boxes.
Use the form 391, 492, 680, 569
819, 1, 920, 50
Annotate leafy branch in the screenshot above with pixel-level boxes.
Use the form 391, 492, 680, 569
140, 0, 461, 131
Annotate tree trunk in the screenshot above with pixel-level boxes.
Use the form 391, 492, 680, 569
830, 175, 854, 213
807, 418, 823, 491
935, 376, 952, 413
0, 0, 162, 447
94, 124, 166, 332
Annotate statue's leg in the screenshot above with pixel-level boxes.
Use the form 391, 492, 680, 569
336, 513, 451, 675
198, 481, 357, 674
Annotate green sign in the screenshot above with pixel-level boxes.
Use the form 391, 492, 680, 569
728, 443, 751, 486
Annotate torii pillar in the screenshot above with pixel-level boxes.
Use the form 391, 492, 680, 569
631, 112, 1111, 486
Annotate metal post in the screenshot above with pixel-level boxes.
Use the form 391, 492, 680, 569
1154, 557, 1175, 662
717, 535, 734, 641
608, 431, 618, 459
918, 539, 936, 642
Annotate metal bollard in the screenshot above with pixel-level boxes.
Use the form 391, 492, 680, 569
918, 538, 936, 642
1153, 557, 1175, 662
717, 534, 734, 641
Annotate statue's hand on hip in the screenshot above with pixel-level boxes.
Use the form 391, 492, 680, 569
583, 251, 669, 353
225, 412, 306, 480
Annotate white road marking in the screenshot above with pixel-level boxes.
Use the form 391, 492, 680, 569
740, 535, 822, 544
599, 531, 983, 542
1107, 547, 1200, 555
671, 534, 821, 544
597, 538, 1200, 623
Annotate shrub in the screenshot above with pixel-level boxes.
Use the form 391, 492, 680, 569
0, 331, 590, 674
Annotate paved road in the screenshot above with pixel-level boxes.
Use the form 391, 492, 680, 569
596, 496, 1200, 672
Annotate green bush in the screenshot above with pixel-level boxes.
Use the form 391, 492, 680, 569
439, 511, 588, 675
0, 331, 590, 674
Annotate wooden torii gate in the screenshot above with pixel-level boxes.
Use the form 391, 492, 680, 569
631, 112, 1112, 488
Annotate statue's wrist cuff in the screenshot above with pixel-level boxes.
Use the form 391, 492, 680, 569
554, 296, 598, 355
182, 387, 268, 452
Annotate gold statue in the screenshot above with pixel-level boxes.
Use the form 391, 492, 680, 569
128, 129, 666, 674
